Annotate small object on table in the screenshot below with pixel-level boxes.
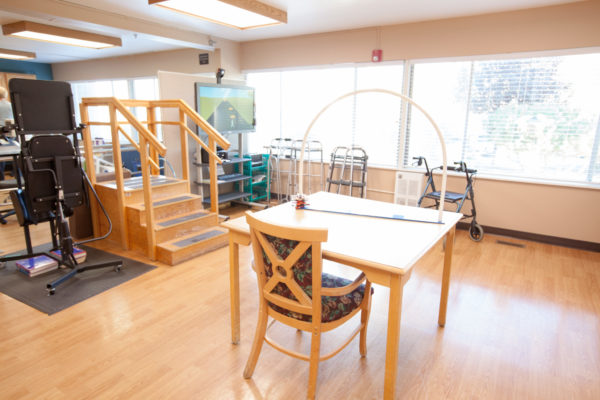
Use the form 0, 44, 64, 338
294, 194, 308, 209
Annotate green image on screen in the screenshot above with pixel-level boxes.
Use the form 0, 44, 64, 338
196, 85, 255, 134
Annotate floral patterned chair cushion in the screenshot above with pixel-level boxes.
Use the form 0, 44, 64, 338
263, 235, 371, 323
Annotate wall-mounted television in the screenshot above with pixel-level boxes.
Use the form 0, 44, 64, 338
195, 82, 255, 135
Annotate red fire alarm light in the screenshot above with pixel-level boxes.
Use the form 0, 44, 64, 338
372, 49, 382, 62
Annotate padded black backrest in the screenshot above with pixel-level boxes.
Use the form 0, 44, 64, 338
23, 135, 84, 221
9, 79, 77, 133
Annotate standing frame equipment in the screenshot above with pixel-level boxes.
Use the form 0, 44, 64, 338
415, 156, 484, 241
0, 79, 122, 294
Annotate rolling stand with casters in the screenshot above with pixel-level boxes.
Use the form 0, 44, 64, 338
0, 79, 122, 295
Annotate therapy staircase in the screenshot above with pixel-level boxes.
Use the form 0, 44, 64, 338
80, 98, 230, 265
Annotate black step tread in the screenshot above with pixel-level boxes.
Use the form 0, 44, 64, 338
158, 228, 227, 249
156, 211, 210, 228
152, 195, 196, 207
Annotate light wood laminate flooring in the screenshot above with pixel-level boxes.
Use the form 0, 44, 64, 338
0, 209, 598, 399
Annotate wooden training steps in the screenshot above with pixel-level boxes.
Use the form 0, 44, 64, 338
80, 97, 232, 266
95, 175, 228, 265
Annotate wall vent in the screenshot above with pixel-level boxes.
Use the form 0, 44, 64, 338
394, 171, 423, 207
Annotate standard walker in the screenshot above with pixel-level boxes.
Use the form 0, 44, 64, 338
326, 146, 368, 198
414, 156, 484, 241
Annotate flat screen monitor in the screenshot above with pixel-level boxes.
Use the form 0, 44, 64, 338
195, 83, 255, 134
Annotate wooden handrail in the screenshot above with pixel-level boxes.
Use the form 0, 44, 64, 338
116, 126, 160, 172
181, 123, 222, 164
116, 125, 141, 153
176, 99, 230, 150
82, 97, 166, 156
112, 98, 167, 156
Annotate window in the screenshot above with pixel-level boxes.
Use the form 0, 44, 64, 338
248, 51, 600, 184
405, 53, 600, 184
71, 77, 159, 144
247, 63, 404, 167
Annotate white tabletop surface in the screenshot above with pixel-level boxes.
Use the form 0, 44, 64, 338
226, 191, 462, 275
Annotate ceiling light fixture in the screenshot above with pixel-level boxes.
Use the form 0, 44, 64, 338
149, 0, 287, 30
2, 21, 122, 49
0, 48, 36, 60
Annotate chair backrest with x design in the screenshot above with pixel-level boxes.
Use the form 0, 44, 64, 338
248, 210, 328, 325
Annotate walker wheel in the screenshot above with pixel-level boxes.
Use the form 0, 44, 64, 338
469, 223, 484, 242
114, 264, 122, 272
47, 288, 56, 296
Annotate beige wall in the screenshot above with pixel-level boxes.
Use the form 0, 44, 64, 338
241, 1, 600, 69
365, 168, 600, 243
53, 42, 242, 82
244, 1, 600, 243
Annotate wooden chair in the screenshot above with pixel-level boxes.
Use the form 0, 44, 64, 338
243, 211, 373, 399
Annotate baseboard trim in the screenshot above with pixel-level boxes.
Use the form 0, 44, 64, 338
456, 222, 600, 252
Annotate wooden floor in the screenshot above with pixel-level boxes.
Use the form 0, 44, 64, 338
0, 209, 599, 399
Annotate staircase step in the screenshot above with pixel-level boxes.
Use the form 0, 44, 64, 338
153, 210, 216, 243
96, 176, 189, 205
156, 227, 229, 265
127, 194, 205, 224
101, 175, 182, 190
129, 210, 216, 251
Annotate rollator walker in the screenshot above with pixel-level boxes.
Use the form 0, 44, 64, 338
414, 156, 484, 241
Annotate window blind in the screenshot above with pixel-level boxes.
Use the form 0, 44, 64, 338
405, 53, 600, 183
247, 63, 405, 167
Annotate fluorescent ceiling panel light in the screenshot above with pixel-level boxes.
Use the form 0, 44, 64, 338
150, 0, 287, 30
0, 48, 36, 60
2, 21, 122, 49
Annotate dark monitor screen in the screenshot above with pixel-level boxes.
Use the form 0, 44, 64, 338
195, 83, 255, 134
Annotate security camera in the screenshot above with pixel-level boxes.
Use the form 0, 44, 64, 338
216, 68, 225, 84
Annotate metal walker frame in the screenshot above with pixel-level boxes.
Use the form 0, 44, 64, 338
414, 156, 484, 241
267, 138, 324, 203
326, 146, 368, 198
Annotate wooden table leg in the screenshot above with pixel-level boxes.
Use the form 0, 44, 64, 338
438, 226, 456, 327
229, 236, 241, 344
383, 274, 404, 399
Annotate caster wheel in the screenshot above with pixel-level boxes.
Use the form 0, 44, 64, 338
47, 288, 56, 296
469, 223, 484, 242
114, 264, 122, 272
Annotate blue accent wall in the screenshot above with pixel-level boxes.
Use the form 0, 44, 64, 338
0, 59, 53, 80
